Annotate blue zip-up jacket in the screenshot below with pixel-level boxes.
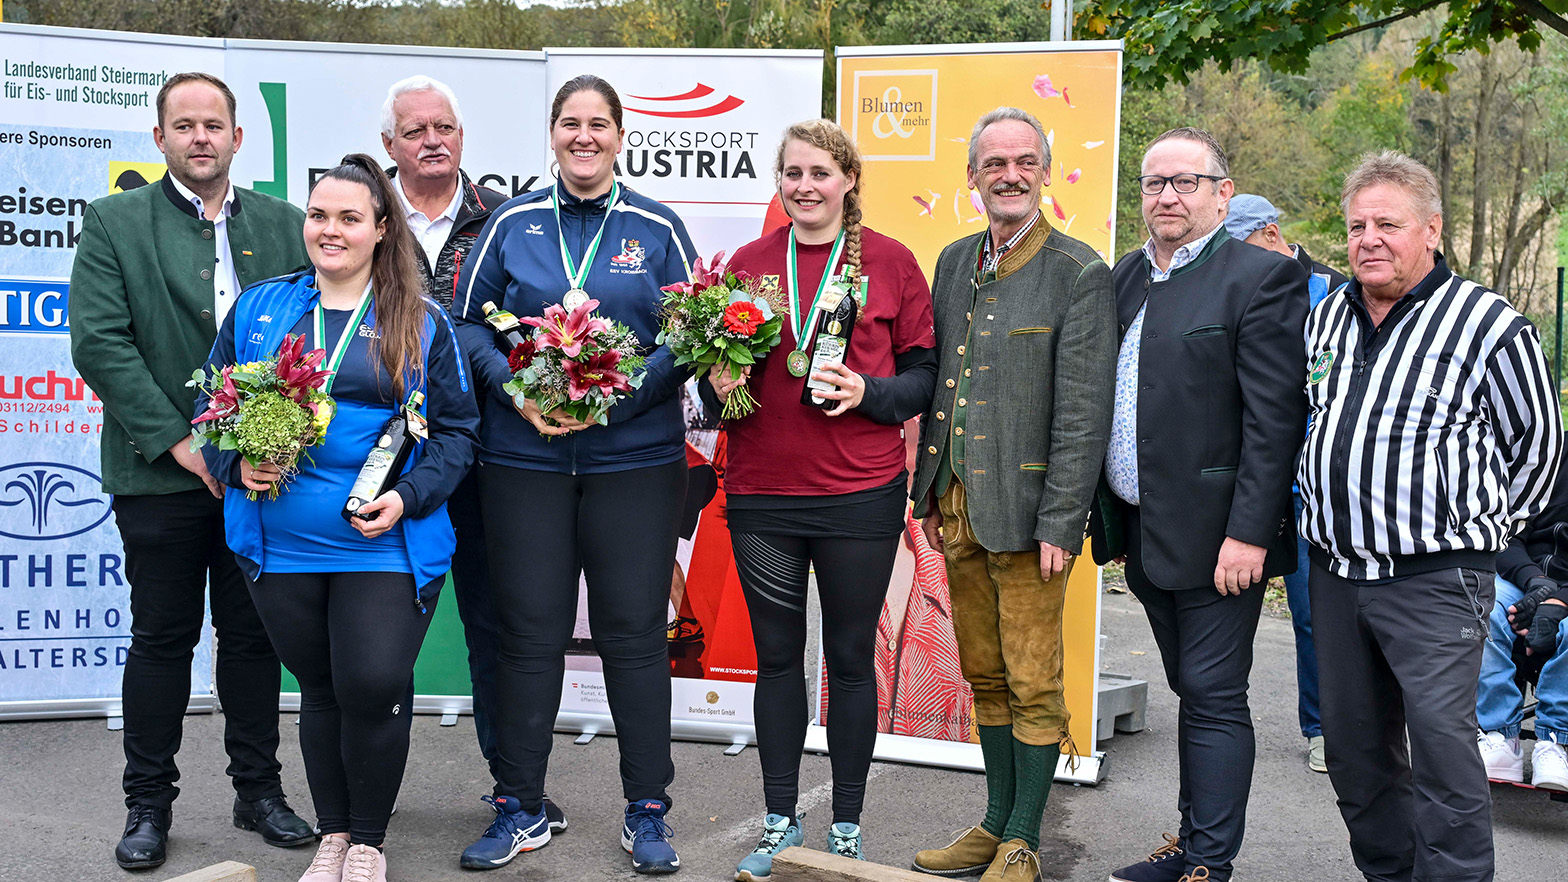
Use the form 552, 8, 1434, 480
453, 181, 696, 474
198, 270, 479, 604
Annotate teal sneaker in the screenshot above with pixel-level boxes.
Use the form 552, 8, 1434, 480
735, 813, 803, 881
827, 822, 863, 860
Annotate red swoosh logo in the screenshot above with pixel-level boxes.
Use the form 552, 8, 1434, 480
627, 84, 716, 101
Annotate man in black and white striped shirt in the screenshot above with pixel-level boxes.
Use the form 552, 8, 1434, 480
1300, 151, 1562, 882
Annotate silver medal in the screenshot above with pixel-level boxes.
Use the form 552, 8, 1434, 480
563, 288, 590, 311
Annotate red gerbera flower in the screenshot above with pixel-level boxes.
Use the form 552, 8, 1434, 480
564, 350, 632, 399
507, 338, 538, 374
722, 301, 764, 337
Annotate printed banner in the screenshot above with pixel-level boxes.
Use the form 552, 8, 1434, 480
0, 24, 226, 707
832, 41, 1124, 778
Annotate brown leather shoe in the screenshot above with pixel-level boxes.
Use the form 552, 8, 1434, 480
913, 825, 1001, 877
980, 840, 1039, 882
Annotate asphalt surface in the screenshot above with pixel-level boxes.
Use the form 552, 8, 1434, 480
2, 589, 1563, 882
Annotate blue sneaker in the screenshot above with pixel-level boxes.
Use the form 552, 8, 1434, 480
1109, 833, 1186, 882
622, 799, 680, 874
459, 795, 550, 870
736, 813, 803, 881
827, 822, 863, 860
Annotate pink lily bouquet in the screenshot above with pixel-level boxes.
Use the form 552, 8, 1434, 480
656, 251, 785, 419
504, 299, 647, 428
188, 333, 337, 500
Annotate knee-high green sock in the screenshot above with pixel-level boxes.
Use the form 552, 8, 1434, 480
1000, 740, 1060, 850
977, 724, 1016, 837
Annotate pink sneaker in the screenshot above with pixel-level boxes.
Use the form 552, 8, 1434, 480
341, 843, 387, 882
298, 835, 349, 882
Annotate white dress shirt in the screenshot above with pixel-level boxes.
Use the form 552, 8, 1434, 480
393, 175, 463, 271
168, 174, 239, 328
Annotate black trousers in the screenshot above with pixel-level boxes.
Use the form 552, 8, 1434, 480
447, 466, 501, 780
247, 571, 438, 847
731, 531, 897, 825
479, 459, 686, 809
113, 490, 283, 810
1125, 509, 1263, 882
1309, 562, 1495, 882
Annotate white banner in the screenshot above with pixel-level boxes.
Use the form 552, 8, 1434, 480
545, 48, 823, 259
0, 24, 225, 709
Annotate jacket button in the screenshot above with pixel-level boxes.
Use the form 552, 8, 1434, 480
966, 312, 972, 320
200, 309, 212, 320
965, 369, 972, 377
957, 345, 966, 355
955, 427, 965, 436
946, 379, 956, 388
927, 446, 938, 455
936, 412, 945, 420
958, 398, 967, 407
201, 229, 213, 240
200, 269, 212, 281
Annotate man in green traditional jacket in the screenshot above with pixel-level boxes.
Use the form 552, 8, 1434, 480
69, 72, 314, 871
909, 107, 1118, 882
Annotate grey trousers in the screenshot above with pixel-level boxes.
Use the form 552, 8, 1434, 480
1309, 562, 1495, 882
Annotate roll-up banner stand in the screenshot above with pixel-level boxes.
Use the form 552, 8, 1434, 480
830, 41, 1124, 784
0, 23, 226, 721
543, 48, 823, 749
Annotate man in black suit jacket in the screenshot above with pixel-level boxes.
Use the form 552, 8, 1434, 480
1093, 128, 1308, 882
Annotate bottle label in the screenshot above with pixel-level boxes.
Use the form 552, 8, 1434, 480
484, 309, 521, 332
805, 335, 847, 402
349, 446, 396, 502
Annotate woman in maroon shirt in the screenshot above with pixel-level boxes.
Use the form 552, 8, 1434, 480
708, 119, 936, 879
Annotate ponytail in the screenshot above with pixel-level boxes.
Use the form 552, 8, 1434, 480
310, 153, 426, 403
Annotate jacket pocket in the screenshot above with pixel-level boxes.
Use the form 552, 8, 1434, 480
1008, 327, 1053, 336
1019, 462, 1049, 472
1182, 324, 1227, 338
1199, 466, 1238, 475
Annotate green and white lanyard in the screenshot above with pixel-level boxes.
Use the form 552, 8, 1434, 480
553, 181, 620, 310
785, 228, 846, 377
313, 282, 374, 395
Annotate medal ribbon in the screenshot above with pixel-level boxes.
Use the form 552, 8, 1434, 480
553, 180, 620, 293
312, 281, 374, 395
787, 227, 847, 355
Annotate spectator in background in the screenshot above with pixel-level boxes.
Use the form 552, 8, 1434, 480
1224, 193, 1347, 774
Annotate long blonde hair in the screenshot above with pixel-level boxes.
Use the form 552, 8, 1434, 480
773, 119, 865, 282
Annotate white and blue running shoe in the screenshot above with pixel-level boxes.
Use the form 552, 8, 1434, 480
459, 795, 550, 870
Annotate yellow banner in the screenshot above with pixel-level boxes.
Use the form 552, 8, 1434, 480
837, 43, 1123, 772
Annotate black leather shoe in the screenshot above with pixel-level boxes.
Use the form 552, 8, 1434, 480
115, 805, 170, 870
233, 795, 316, 847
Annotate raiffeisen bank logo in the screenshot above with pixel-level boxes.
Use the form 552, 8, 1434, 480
851, 70, 938, 162
618, 83, 758, 181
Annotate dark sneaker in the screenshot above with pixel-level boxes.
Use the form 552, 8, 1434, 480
622, 799, 680, 874
1109, 833, 1185, 882
460, 795, 549, 870
543, 793, 568, 833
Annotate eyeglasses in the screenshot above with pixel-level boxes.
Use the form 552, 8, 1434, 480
1138, 173, 1227, 196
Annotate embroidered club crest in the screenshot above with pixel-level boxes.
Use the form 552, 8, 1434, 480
1308, 351, 1335, 384
609, 237, 647, 271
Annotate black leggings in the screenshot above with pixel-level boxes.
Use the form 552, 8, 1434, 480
479, 459, 687, 809
246, 571, 437, 847
732, 531, 898, 825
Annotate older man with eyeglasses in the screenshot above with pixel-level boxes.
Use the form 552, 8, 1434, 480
1090, 128, 1309, 882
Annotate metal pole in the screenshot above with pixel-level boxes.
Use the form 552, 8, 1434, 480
1556, 266, 1564, 393
1050, 0, 1067, 41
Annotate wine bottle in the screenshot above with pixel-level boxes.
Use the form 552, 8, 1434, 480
342, 391, 424, 522
800, 287, 858, 409
482, 301, 528, 351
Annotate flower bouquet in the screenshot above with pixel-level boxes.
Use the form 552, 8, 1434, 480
504, 299, 647, 428
657, 251, 786, 419
188, 333, 336, 499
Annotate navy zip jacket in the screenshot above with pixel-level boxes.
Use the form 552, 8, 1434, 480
198, 270, 479, 600
454, 181, 696, 474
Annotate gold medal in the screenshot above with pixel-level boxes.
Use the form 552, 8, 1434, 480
787, 349, 810, 377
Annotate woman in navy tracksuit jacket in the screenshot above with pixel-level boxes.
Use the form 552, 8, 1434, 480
452, 76, 695, 874
199, 156, 478, 881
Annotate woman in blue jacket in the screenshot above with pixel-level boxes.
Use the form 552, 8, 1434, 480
199, 154, 478, 882
453, 75, 694, 875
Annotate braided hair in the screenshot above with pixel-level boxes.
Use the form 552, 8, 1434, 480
772, 119, 865, 284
